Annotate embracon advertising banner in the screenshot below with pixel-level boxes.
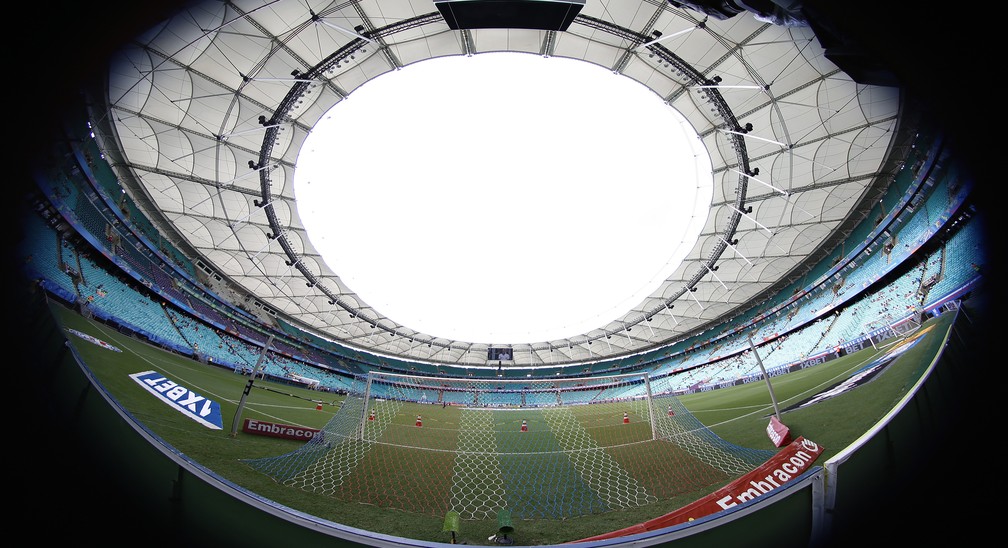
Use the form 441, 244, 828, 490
243, 418, 323, 442
577, 437, 825, 541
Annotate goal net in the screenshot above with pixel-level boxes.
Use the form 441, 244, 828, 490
243, 371, 775, 521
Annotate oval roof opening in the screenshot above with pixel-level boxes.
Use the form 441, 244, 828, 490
295, 52, 712, 343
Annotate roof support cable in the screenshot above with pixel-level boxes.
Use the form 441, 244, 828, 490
704, 263, 728, 290
721, 236, 753, 266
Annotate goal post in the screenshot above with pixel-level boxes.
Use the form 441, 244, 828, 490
362, 370, 654, 399
360, 369, 659, 440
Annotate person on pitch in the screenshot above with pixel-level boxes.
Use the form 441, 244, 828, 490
416, 414, 422, 427
368, 410, 375, 421
623, 412, 630, 424
668, 405, 674, 417
520, 419, 528, 432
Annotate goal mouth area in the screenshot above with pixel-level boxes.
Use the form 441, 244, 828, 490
243, 370, 777, 521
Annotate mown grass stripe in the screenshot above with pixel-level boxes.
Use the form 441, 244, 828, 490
494, 410, 605, 519
544, 407, 651, 510
449, 407, 507, 520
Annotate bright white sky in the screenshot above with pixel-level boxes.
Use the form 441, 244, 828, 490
295, 52, 711, 344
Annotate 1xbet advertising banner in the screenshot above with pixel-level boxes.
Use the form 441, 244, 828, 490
130, 370, 223, 429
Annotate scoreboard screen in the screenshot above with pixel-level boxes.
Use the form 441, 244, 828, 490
488, 347, 514, 361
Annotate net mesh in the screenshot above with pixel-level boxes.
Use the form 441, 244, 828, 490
244, 372, 775, 520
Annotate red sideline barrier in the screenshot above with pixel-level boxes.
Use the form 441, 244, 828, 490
767, 415, 792, 447
573, 436, 824, 543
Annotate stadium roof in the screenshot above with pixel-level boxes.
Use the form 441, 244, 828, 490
89, 0, 910, 366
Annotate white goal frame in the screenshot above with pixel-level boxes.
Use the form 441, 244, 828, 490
358, 370, 658, 440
